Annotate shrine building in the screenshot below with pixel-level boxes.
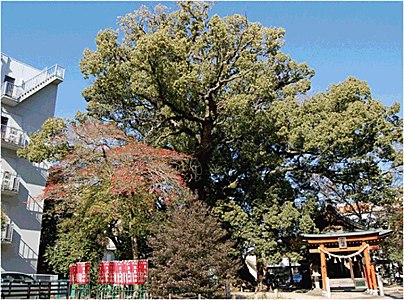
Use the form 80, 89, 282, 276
302, 204, 392, 295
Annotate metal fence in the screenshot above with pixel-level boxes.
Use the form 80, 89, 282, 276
1, 280, 149, 299
1, 280, 70, 299
97, 284, 148, 299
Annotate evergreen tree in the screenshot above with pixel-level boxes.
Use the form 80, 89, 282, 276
148, 199, 239, 298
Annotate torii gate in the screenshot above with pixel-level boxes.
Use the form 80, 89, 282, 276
302, 229, 392, 294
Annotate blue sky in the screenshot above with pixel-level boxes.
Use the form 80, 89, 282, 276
1, 1, 403, 120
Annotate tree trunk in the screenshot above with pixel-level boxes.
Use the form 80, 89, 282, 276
189, 119, 215, 205
131, 235, 138, 260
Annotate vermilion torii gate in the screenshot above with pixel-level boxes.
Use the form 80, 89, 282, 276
302, 229, 392, 295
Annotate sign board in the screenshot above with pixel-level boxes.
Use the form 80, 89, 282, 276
76, 262, 90, 284
126, 260, 139, 285
138, 260, 148, 284
69, 265, 77, 284
98, 261, 114, 284
355, 278, 367, 288
338, 237, 347, 249
97, 260, 148, 285
113, 261, 125, 285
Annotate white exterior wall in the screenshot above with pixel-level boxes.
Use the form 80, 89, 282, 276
1, 53, 63, 273
1, 54, 42, 87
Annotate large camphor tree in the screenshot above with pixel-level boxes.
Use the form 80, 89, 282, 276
79, 0, 402, 265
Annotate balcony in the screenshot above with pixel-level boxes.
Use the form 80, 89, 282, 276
1, 222, 13, 244
1, 124, 27, 150
1, 171, 20, 196
1, 64, 65, 106
1, 82, 22, 106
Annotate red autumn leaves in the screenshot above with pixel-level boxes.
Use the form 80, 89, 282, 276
42, 120, 191, 207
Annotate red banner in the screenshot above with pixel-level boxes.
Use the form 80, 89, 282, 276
98, 260, 147, 285
98, 261, 114, 284
69, 265, 77, 284
98, 262, 103, 284
126, 260, 138, 285
138, 260, 148, 284
76, 262, 90, 284
113, 261, 125, 285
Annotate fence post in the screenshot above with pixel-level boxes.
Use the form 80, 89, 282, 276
8, 282, 12, 297
67, 282, 71, 299
48, 281, 52, 298
27, 282, 31, 299
325, 277, 331, 298
377, 274, 384, 296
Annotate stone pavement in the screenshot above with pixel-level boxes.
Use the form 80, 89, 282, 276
231, 285, 403, 299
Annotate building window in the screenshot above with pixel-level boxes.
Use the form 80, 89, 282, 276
1, 116, 8, 139
3, 75, 15, 97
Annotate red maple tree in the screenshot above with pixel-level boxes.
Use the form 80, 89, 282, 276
41, 120, 192, 261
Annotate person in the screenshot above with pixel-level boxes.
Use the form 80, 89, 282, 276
394, 270, 402, 285
265, 271, 276, 291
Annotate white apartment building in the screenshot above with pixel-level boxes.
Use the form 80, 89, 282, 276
1, 53, 64, 273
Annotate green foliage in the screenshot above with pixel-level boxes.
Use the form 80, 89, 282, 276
17, 117, 72, 163
79, 1, 314, 203
21, 120, 192, 275
18, 1, 402, 281
1, 209, 7, 231
375, 196, 403, 262
148, 198, 240, 298
78, 0, 402, 267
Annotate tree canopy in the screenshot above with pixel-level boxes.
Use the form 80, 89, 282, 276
78, 1, 402, 263
19, 119, 192, 276
79, 1, 314, 203
19, 0, 402, 283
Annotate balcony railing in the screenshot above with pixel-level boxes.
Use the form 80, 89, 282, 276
1, 222, 13, 243
1, 171, 20, 194
1, 64, 65, 102
20, 65, 65, 97
1, 82, 23, 100
1, 124, 27, 148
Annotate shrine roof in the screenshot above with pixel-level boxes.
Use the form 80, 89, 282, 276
315, 204, 366, 232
